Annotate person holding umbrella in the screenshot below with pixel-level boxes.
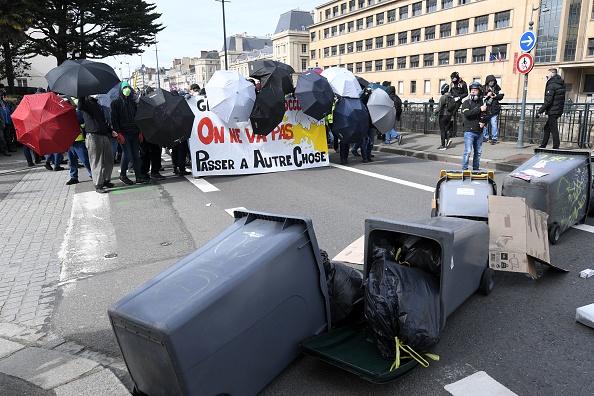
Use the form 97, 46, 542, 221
110, 81, 145, 185
78, 94, 116, 193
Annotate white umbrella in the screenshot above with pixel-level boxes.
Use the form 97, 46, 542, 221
321, 67, 362, 99
205, 70, 256, 123
367, 88, 396, 134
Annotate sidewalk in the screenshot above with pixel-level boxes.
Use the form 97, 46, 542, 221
0, 136, 573, 395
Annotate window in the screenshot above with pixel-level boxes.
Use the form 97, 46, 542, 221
333, 5, 339, 16
387, 34, 395, 46
358, 0, 365, 8
456, 19, 469, 35
356, 40, 363, 51
398, 81, 404, 94
386, 58, 394, 70
398, 31, 407, 45
339, 24, 345, 35
325, 9, 331, 19
347, 63, 354, 72
589, 38, 594, 56
339, 44, 345, 54
376, 36, 384, 48
454, 49, 467, 64
440, 23, 451, 38
301, 59, 307, 71
425, 26, 435, 40
494, 11, 510, 28
347, 43, 354, 53
410, 55, 419, 68
365, 38, 373, 50
412, 2, 422, 16
331, 46, 337, 56
341, 2, 347, 14
442, 0, 453, 8
356, 62, 363, 73
366, 16, 373, 28
492, 44, 507, 60
472, 47, 486, 62
331, 26, 337, 36
411, 81, 417, 94
424, 53, 434, 67
376, 13, 384, 25
16, 78, 28, 88
411, 29, 421, 42
387, 9, 396, 22
311, 31, 316, 42
368, 0, 374, 5
348, 21, 354, 32
397, 56, 406, 69
475, 15, 488, 32
302, 44, 307, 53
424, 80, 431, 93
324, 28, 330, 39
357, 18, 364, 30
311, 50, 316, 59
349, 0, 355, 11
459, 0, 470, 4
375, 60, 383, 71
324, 47, 330, 57
426, 0, 437, 13
365, 61, 372, 72
400, 6, 409, 19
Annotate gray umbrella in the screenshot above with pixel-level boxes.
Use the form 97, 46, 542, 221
366, 88, 396, 134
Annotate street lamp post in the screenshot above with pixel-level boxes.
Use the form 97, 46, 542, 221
215, 0, 230, 70
120, 61, 130, 82
517, 1, 549, 148
155, 39, 161, 89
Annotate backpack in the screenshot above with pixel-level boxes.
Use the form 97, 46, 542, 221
446, 95, 457, 114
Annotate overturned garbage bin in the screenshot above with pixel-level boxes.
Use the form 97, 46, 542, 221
431, 170, 497, 220
302, 216, 491, 383
108, 211, 330, 396
502, 148, 592, 244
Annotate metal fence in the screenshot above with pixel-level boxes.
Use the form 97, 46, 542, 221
399, 102, 594, 148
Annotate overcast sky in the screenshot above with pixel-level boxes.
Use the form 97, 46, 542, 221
103, 0, 320, 77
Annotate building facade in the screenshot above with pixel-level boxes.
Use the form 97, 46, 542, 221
309, 0, 594, 103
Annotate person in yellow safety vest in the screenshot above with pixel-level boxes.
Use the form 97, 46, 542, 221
325, 102, 338, 153
65, 97, 92, 185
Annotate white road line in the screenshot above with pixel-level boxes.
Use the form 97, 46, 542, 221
444, 371, 517, 396
225, 207, 247, 216
573, 223, 594, 233
330, 163, 435, 192
184, 175, 220, 192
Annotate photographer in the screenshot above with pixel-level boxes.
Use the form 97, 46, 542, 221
482, 75, 504, 144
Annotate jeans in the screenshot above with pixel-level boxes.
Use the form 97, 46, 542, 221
362, 127, 376, 159
67, 141, 92, 179
462, 132, 483, 170
45, 153, 63, 167
110, 136, 118, 159
385, 128, 400, 143
483, 114, 499, 141
120, 133, 142, 176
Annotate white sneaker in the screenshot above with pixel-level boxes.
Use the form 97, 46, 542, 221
446, 138, 452, 148
438, 145, 447, 151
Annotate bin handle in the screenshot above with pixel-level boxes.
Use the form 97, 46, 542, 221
390, 337, 440, 370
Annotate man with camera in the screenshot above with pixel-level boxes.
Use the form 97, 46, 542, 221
482, 75, 504, 144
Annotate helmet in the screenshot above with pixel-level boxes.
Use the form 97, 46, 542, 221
450, 71, 459, 79
440, 84, 450, 94
468, 81, 482, 93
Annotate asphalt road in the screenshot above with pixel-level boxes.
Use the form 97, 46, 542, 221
3, 150, 594, 395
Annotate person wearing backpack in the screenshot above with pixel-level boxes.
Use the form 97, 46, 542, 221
433, 84, 456, 150
384, 85, 403, 145
482, 75, 504, 144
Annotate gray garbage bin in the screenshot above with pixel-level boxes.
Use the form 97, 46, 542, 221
502, 148, 592, 244
108, 211, 330, 396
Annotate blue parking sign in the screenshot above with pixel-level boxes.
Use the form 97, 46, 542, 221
519, 31, 536, 52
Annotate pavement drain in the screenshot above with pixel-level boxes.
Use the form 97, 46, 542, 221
104, 253, 118, 259
160, 242, 172, 246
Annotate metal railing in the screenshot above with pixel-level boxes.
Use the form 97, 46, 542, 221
398, 102, 594, 148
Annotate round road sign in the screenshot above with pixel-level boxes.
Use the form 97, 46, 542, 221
517, 53, 534, 74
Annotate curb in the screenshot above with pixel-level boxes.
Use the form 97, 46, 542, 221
0, 322, 131, 395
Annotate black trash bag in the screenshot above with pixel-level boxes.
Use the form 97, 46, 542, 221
365, 256, 440, 359
320, 250, 365, 327
396, 235, 441, 277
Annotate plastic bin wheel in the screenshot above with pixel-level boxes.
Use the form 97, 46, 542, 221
479, 267, 494, 295
430, 208, 437, 217
548, 223, 560, 245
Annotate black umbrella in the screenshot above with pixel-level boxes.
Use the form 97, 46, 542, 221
356, 76, 370, 89
250, 84, 286, 136
45, 59, 120, 97
295, 71, 334, 121
249, 60, 294, 95
332, 97, 369, 144
135, 88, 195, 147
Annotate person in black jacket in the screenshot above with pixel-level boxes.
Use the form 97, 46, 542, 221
538, 68, 566, 149
460, 81, 487, 170
482, 75, 504, 144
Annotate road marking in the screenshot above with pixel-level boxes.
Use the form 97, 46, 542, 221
225, 207, 247, 216
58, 191, 118, 288
444, 371, 517, 396
573, 224, 594, 234
330, 163, 435, 192
185, 175, 220, 192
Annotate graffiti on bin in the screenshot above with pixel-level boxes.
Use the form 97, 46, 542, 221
557, 166, 589, 228
537, 153, 578, 162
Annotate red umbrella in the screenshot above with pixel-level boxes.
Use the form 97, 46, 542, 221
11, 92, 81, 155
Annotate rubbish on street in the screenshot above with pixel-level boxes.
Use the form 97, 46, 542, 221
579, 269, 594, 279
576, 303, 594, 329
